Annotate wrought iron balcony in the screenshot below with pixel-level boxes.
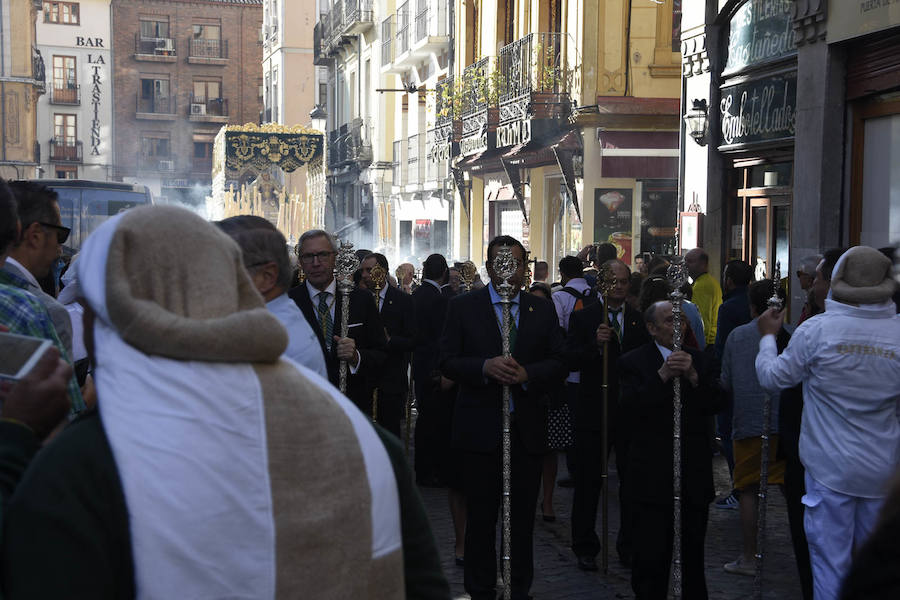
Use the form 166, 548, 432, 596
411, 0, 448, 55
136, 93, 176, 118
140, 154, 177, 172
327, 118, 373, 169
314, 18, 332, 65
135, 34, 177, 59
50, 85, 80, 105
406, 134, 426, 186
342, 0, 373, 35
49, 139, 82, 163
188, 38, 228, 62
381, 17, 393, 66
188, 95, 229, 122
458, 58, 499, 157
396, 1, 410, 56
392, 140, 403, 186
498, 32, 572, 124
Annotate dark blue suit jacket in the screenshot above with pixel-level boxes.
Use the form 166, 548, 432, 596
440, 286, 566, 454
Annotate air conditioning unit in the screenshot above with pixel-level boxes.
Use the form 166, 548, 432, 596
156, 39, 174, 52
190, 103, 207, 115
158, 160, 175, 171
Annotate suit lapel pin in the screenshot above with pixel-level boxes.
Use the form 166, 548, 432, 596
528, 306, 533, 312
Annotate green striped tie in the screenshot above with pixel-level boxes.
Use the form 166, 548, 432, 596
317, 292, 334, 350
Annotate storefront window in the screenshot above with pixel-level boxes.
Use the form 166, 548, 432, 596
639, 182, 677, 257
860, 114, 900, 246
749, 162, 792, 188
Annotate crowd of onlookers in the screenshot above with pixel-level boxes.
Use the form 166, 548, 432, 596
1, 178, 898, 600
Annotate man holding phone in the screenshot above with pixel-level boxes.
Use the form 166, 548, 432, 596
0, 178, 83, 413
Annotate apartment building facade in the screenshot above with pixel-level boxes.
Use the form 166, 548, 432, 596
36, 0, 112, 180
110, 0, 262, 205
261, 0, 317, 216
0, 0, 47, 179
449, 0, 683, 273
681, 0, 900, 321
314, 0, 451, 257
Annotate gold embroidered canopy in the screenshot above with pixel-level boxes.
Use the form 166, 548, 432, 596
213, 123, 325, 178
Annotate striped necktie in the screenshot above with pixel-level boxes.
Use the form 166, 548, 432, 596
608, 307, 622, 342
317, 291, 334, 350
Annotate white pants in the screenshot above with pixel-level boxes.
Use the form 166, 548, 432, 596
802, 473, 884, 600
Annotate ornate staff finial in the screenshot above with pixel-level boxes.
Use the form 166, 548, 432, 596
768, 261, 783, 311
460, 260, 477, 292
598, 263, 616, 298
371, 262, 387, 294
334, 239, 358, 394
335, 240, 359, 292
494, 245, 519, 297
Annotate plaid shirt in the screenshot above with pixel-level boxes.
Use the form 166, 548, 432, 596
0, 282, 85, 413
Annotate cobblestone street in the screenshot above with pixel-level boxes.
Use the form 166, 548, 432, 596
417, 451, 803, 599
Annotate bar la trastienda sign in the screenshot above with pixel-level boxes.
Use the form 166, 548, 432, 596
719, 71, 796, 148
724, 0, 796, 74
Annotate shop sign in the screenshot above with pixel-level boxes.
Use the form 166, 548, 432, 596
496, 119, 532, 149
459, 132, 487, 157
827, 0, 900, 44
428, 142, 452, 163
724, 0, 795, 74
719, 71, 796, 148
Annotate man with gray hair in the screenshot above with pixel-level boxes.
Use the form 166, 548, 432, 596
216, 216, 327, 379
289, 229, 387, 410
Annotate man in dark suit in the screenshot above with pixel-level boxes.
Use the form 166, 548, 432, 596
359, 252, 415, 439
567, 258, 649, 571
619, 300, 722, 600
441, 236, 566, 600
288, 230, 387, 411
411, 254, 452, 486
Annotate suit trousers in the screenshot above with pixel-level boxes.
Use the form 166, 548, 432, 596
463, 425, 542, 600
413, 379, 439, 482
571, 424, 632, 562
631, 500, 709, 600
374, 390, 404, 440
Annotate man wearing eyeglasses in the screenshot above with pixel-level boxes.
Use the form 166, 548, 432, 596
288, 229, 387, 410
0, 181, 73, 357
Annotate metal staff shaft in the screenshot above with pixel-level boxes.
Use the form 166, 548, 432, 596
494, 246, 518, 600
667, 259, 687, 600
500, 292, 513, 600
405, 365, 413, 456
755, 262, 783, 598
597, 265, 615, 575
338, 290, 351, 394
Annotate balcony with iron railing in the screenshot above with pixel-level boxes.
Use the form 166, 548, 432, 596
327, 118, 373, 169
406, 134, 424, 187
50, 85, 80, 105
188, 38, 228, 64
380, 17, 394, 68
342, 0, 373, 35
136, 93, 176, 120
395, 2, 410, 57
314, 16, 332, 65
188, 94, 229, 122
326, 3, 346, 53
498, 32, 573, 125
411, 0, 448, 57
458, 57, 498, 157
134, 34, 177, 61
49, 139, 82, 163
140, 153, 177, 172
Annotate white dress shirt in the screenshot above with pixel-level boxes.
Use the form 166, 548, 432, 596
267, 293, 328, 379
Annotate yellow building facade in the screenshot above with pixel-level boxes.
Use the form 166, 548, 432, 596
0, 0, 45, 179
448, 0, 682, 276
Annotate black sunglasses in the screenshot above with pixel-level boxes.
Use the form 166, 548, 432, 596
38, 222, 71, 244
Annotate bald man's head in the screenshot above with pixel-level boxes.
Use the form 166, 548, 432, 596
684, 248, 709, 279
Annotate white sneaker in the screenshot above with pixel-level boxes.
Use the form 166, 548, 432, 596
724, 557, 756, 577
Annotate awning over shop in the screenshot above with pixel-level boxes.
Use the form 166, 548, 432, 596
596, 130, 679, 179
